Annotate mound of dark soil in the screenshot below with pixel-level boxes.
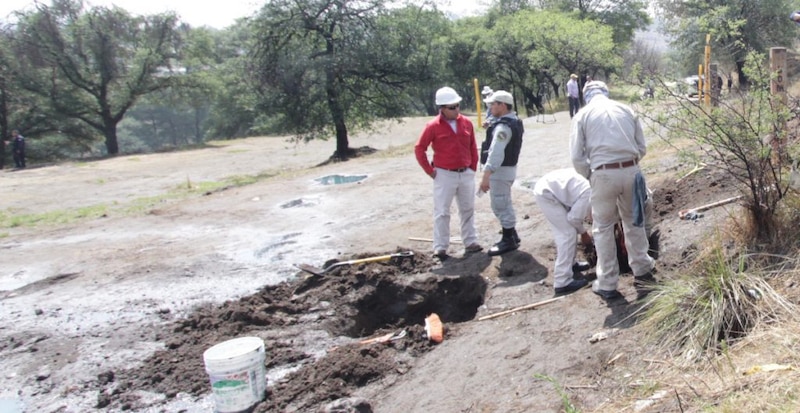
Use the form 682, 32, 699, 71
95, 249, 487, 412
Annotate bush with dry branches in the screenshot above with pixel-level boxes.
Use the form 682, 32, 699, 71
642, 51, 798, 246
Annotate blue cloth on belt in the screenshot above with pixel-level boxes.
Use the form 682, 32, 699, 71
633, 172, 647, 227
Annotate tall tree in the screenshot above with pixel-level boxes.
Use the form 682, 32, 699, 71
653, 0, 796, 87
519, 10, 620, 90
474, 10, 620, 115
1, 22, 97, 164
248, 0, 446, 160
11, 0, 181, 154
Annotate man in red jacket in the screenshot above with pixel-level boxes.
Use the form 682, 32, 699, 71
415, 86, 483, 260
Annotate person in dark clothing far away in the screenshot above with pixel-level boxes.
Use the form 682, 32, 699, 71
9, 129, 26, 169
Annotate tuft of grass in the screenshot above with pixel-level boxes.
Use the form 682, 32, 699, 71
0, 170, 281, 229
534, 374, 580, 413
0, 205, 109, 227
373, 142, 415, 158
639, 240, 797, 363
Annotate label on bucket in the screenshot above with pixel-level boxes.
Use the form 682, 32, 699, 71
204, 337, 267, 413
208, 369, 261, 411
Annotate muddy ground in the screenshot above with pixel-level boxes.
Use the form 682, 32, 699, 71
0, 110, 738, 412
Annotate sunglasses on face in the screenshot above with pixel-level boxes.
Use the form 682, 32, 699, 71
443, 104, 460, 110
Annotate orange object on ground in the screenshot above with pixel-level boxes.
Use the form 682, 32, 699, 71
425, 313, 444, 343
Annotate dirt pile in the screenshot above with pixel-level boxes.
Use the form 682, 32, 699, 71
96, 249, 491, 412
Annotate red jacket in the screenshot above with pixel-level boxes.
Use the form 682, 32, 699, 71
414, 114, 478, 176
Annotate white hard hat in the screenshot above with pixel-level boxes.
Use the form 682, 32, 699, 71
484, 90, 513, 105
435, 87, 462, 106
582, 80, 608, 94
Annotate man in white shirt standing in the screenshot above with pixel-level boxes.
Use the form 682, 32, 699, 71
566, 74, 580, 118
533, 168, 593, 296
570, 81, 656, 301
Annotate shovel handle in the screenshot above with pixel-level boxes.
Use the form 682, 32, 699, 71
341, 251, 414, 266
342, 255, 396, 265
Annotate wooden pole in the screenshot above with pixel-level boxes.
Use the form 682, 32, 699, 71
474, 78, 483, 128
710, 63, 719, 106
478, 296, 565, 321
408, 237, 463, 244
770, 48, 787, 104
704, 34, 711, 107
770, 47, 788, 163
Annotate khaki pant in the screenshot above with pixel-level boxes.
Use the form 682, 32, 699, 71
432, 168, 478, 252
590, 167, 654, 291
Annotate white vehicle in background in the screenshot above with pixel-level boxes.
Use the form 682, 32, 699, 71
684, 75, 702, 97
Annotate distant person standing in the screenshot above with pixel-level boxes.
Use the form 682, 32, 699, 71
480, 90, 524, 256
533, 168, 593, 296
415, 86, 483, 260
567, 74, 580, 118
10, 130, 26, 169
570, 81, 656, 301
481, 86, 495, 128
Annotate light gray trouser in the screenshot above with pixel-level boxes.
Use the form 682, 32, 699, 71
433, 168, 478, 252
489, 166, 516, 229
535, 192, 583, 288
590, 167, 655, 291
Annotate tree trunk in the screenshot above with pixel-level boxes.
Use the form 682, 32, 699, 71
324, 38, 349, 161
103, 116, 119, 155
548, 78, 560, 99
520, 86, 539, 117
735, 60, 748, 90
0, 88, 7, 169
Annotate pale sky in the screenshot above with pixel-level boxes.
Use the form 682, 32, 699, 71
0, 0, 485, 29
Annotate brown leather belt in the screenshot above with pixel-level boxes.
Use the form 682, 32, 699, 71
596, 159, 637, 170
443, 167, 468, 172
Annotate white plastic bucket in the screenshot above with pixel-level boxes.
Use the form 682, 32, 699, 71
203, 336, 267, 413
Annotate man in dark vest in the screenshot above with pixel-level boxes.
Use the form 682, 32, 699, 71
479, 90, 524, 256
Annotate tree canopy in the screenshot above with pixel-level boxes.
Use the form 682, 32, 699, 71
247, 0, 450, 160
10, 0, 181, 154
0, 0, 650, 163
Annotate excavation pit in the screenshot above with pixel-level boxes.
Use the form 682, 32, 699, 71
337, 273, 487, 338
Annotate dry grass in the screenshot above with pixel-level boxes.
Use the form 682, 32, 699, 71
594, 230, 800, 412
588, 77, 800, 413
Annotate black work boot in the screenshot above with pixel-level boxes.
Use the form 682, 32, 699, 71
488, 227, 519, 256
511, 228, 521, 244
572, 261, 591, 273
634, 272, 657, 300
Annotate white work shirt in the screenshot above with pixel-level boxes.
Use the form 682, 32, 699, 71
533, 168, 591, 232
567, 79, 579, 98
569, 95, 647, 179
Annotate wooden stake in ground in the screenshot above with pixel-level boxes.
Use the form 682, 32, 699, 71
675, 163, 706, 183
478, 296, 564, 321
678, 195, 743, 220
408, 237, 463, 244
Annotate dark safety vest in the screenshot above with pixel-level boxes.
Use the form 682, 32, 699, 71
481, 117, 523, 166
